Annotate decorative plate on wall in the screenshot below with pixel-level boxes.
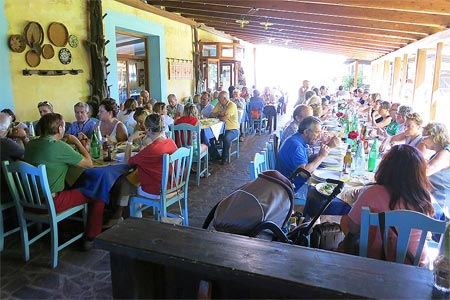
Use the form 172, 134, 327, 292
24, 21, 44, 47
25, 50, 41, 67
58, 48, 72, 64
42, 44, 55, 59
48, 22, 69, 47
68, 34, 79, 48
8, 34, 26, 53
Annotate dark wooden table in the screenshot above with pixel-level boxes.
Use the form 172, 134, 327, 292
96, 218, 443, 299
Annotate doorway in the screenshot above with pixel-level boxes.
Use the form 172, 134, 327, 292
116, 32, 148, 103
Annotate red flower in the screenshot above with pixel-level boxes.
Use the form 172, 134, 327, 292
343, 113, 348, 119
336, 112, 343, 118
348, 130, 359, 140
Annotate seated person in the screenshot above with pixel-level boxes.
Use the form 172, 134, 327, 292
249, 89, 265, 131
96, 98, 128, 144
280, 104, 312, 146
105, 113, 178, 225
276, 116, 330, 191
65, 102, 96, 139
118, 98, 138, 131
167, 94, 184, 119
1, 112, 26, 200
24, 113, 104, 249
153, 102, 174, 136
35, 101, 54, 135
173, 103, 209, 150
420, 122, 450, 219
1, 108, 28, 134
340, 145, 435, 266
380, 112, 423, 152
196, 91, 214, 118
372, 101, 392, 130
209, 91, 239, 165
132, 107, 151, 146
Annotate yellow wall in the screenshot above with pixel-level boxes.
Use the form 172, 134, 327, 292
198, 29, 233, 43
5, 0, 90, 122
103, 0, 194, 102
4, 0, 243, 122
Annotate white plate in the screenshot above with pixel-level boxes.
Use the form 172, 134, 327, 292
315, 182, 338, 196
312, 169, 341, 182
329, 148, 345, 156
321, 157, 341, 166
114, 152, 138, 162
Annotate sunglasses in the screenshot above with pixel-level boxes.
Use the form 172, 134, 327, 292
38, 101, 53, 110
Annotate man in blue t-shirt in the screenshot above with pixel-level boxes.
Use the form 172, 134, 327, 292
276, 116, 330, 191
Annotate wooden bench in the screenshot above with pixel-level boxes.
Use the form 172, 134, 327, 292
96, 218, 438, 299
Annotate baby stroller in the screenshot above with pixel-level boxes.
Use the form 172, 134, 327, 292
202, 168, 345, 246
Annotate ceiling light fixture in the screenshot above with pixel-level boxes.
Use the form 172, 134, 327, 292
260, 21, 273, 30
235, 19, 249, 28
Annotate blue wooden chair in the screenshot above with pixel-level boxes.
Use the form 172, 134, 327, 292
0, 200, 20, 251
171, 123, 208, 186
227, 134, 240, 163
129, 147, 193, 226
2, 161, 87, 268
250, 108, 267, 135
359, 206, 447, 266
250, 151, 268, 180
265, 141, 276, 170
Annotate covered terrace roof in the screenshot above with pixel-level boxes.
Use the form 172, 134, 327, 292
143, 0, 450, 62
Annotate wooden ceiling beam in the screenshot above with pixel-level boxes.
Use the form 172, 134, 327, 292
160, 5, 435, 38
204, 25, 398, 51
281, 0, 450, 15
232, 32, 391, 53
149, 0, 450, 27
176, 9, 425, 41
191, 15, 409, 46
239, 37, 386, 59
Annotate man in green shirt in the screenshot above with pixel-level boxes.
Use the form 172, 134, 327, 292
25, 113, 103, 249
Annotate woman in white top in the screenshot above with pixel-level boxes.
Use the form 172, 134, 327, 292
97, 98, 128, 143
153, 102, 174, 136
380, 112, 424, 152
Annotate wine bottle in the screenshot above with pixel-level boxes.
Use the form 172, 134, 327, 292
102, 136, 112, 162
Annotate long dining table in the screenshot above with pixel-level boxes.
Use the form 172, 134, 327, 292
66, 155, 132, 204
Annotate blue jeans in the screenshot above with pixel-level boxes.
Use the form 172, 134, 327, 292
209, 129, 239, 161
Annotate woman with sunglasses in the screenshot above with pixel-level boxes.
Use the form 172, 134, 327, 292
34, 101, 54, 136
103, 113, 178, 227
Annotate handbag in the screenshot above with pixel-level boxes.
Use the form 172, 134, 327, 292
339, 231, 360, 255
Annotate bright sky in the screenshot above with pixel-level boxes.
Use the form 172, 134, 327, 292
254, 44, 348, 97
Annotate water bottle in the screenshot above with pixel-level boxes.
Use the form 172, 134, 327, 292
367, 138, 378, 172
433, 223, 450, 293
354, 141, 366, 175
28, 122, 35, 138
